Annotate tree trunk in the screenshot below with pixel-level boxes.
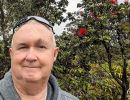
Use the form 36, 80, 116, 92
117, 29, 129, 100
0, 0, 8, 56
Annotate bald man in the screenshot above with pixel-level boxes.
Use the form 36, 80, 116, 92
0, 16, 78, 100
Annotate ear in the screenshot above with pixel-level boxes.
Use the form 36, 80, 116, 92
53, 47, 59, 61
9, 48, 13, 58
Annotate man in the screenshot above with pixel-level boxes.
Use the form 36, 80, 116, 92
0, 16, 78, 100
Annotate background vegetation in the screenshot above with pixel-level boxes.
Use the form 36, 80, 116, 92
0, 0, 130, 100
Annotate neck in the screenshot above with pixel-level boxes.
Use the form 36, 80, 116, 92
15, 85, 47, 100
12, 76, 48, 98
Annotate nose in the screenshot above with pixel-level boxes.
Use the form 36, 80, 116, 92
25, 48, 37, 62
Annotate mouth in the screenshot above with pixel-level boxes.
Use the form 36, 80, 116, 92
23, 65, 40, 68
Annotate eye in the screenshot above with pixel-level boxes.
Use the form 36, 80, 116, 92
38, 45, 46, 48
18, 46, 27, 50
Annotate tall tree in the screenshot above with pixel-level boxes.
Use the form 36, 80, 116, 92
66, 0, 130, 99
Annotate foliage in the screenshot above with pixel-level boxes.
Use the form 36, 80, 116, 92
54, 32, 121, 99
65, 0, 130, 99
54, 33, 91, 99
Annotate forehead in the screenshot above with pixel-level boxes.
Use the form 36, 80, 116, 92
12, 21, 54, 45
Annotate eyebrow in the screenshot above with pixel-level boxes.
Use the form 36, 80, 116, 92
35, 39, 49, 46
15, 39, 49, 47
16, 43, 28, 47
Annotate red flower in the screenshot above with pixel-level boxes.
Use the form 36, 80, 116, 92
77, 27, 87, 37
111, 0, 117, 5
124, 0, 128, 4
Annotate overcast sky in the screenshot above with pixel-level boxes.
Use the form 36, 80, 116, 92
54, 0, 129, 35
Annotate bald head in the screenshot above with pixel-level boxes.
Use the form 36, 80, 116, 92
11, 20, 56, 48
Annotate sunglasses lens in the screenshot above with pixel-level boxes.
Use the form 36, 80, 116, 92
13, 16, 54, 34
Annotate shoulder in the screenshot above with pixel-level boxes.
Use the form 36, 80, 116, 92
58, 89, 79, 100
0, 92, 3, 100
48, 74, 79, 100
0, 74, 7, 100
0, 70, 12, 88
0, 73, 9, 90
0, 96, 3, 100
0, 70, 15, 100
0, 71, 10, 96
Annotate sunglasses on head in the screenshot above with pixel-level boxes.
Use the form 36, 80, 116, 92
13, 16, 55, 34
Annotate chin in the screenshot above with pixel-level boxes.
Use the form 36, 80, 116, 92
22, 72, 43, 82
23, 76, 42, 83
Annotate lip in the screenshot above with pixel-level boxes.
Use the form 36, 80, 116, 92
23, 65, 40, 68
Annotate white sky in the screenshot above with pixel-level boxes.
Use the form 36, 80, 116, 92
54, 0, 129, 35
54, 0, 81, 35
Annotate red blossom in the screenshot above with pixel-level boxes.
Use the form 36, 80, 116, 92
77, 27, 87, 37
111, 0, 117, 5
124, 0, 128, 4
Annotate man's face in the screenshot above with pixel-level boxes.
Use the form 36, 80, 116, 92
10, 21, 59, 82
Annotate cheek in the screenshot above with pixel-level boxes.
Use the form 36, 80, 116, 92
11, 53, 26, 76
11, 52, 26, 64
39, 51, 55, 64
